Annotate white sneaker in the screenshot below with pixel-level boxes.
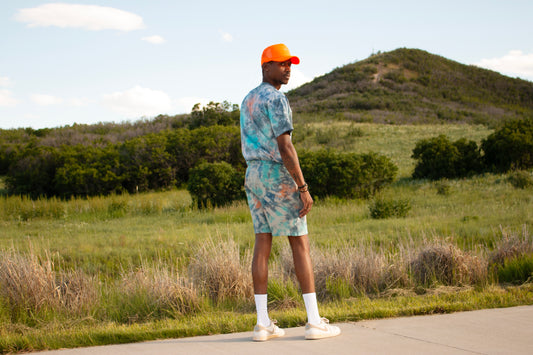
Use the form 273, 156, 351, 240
305, 318, 341, 340
253, 320, 285, 341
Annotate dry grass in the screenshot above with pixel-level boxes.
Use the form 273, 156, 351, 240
188, 237, 253, 302
0, 249, 97, 316
1, 231, 531, 325
276, 242, 409, 299
410, 241, 488, 287
312, 243, 409, 298
489, 227, 533, 266
118, 262, 203, 318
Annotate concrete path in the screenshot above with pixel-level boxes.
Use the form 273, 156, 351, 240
36, 305, 533, 354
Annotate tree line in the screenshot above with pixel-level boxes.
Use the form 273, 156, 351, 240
2, 125, 243, 198
1, 101, 399, 205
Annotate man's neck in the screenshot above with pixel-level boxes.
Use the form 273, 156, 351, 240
262, 78, 281, 90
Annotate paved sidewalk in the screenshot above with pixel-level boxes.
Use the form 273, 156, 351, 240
36, 305, 533, 354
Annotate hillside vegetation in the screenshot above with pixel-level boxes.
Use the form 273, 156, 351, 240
288, 48, 533, 126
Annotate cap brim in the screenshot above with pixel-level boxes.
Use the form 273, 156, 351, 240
262, 55, 300, 66
271, 55, 300, 64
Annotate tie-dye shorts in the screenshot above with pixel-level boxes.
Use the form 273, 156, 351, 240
244, 160, 308, 237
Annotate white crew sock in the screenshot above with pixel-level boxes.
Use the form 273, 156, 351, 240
254, 294, 270, 327
303, 292, 321, 325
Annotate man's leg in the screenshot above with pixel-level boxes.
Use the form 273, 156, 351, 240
288, 234, 341, 339
252, 233, 272, 327
252, 232, 273, 294
289, 235, 315, 294
287, 234, 315, 293
251, 232, 285, 341
288, 234, 320, 325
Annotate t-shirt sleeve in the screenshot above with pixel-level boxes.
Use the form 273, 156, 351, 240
269, 95, 294, 138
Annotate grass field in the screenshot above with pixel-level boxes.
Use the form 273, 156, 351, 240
1, 122, 532, 353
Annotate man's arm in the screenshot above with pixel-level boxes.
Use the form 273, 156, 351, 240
277, 132, 313, 218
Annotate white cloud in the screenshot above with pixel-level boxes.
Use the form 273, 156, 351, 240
68, 97, 91, 106
0, 90, 19, 106
283, 68, 313, 91
141, 35, 166, 44
175, 97, 211, 114
219, 30, 233, 42
475, 50, 533, 80
0, 76, 12, 87
102, 85, 173, 117
31, 94, 64, 105
15, 3, 145, 31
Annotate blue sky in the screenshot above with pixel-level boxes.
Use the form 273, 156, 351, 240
1, 0, 532, 129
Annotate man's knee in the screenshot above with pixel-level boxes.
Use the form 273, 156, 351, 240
288, 235, 310, 254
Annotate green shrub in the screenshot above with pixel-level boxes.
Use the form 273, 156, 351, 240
507, 170, 533, 189
368, 197, 411, 219
496, 254, 533, 285
482, 118, 533, 172
412, 135, 482, 180
299, 149, 397, 199
187, 162, 244, 209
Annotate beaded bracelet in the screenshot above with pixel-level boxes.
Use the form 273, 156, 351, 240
298, 183, 309, 193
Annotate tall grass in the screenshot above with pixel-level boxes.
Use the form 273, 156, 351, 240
0, 248, 98, 322
0, 189, 192, 221
105, 261, 203, 323
188, 237, 253, 302
1, 230, 531, 325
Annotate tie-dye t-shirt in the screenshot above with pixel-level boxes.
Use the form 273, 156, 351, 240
240, 82, 294, 163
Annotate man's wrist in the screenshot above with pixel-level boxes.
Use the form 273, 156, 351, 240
298, 183, 308, 193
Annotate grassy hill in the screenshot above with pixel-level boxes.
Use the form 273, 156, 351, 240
288, 48, 533, 126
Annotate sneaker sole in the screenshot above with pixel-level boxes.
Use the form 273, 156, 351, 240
253, 330, 285, 341
305, 331, 341, 340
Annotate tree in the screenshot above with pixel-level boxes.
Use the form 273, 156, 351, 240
482, 118, 533, 172
189, 101, 240, 128
187, 162, 244, 209
411, 135, 482, 180
119, 134, 175, 193
5, 143, 58, 197
299, 149, 397, 199
54, 145, 123, 197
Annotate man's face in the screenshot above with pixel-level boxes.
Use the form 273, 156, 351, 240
264, 60, 292, 88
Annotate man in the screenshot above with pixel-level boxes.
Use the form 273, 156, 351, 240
240, 43, 341, 341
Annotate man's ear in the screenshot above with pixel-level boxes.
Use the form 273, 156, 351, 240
261, 62, 271, 78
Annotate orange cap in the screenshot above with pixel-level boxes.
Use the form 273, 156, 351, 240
261, 43, 300, 66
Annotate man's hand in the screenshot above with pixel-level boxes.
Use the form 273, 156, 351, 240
299, 190, 313, 218
276, 132, 313, 218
